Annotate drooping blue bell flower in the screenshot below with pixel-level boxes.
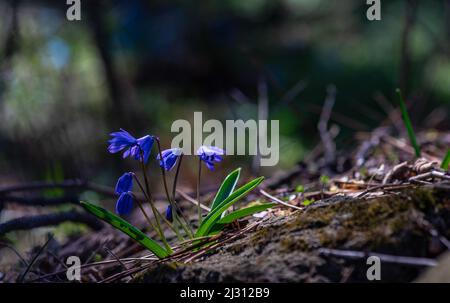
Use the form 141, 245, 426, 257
115, 172, 134, 194
165, 204, 173, 222
157, 148, 183, 171
115, 192, 134, 215
196, 145, 225, 171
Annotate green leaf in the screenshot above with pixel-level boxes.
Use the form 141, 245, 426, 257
319, 175, 330, 185
196, 176, 264, 237
216, 203, 275, 225
396, 88, 421, 158
80, 201, 169, 258
295, 185, 305, 193
302, 199, 315, 206
442, 150, 450, 170
210, 167, 241, 210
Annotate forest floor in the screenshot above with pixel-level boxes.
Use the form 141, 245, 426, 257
1, 123, 450, 283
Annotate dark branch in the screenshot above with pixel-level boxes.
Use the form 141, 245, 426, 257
0, 195, 79, 206
0, 211, 103, 235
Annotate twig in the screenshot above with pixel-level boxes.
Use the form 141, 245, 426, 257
259, 189, 303, 210
176, 190, 211, 211
409, 171, 450, 183
28, 257, 157, 282
104, 245, 134, 280
17, 234, 53, 282
383, 136, 439, 162
182, 221, 261, 263
355, 128, 387, 167
0, 242, 29, 267
382, 161, 408, 184
318, 248, 437, 267
318, 85, 337, 166
278, 79, 307, 108
356, 184, 413, 198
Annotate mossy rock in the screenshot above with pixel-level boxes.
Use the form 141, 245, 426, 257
135, 187, 450, 282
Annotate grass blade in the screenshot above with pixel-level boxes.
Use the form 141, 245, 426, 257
210, 167, 241, 210
396, 88, 421, 157
216, 203, 275, 224
442, 150, 450, 170
196, 176, 264, 237
80, 201, 169, 258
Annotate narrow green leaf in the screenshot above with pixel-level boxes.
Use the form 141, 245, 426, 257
442, 150, 450, 170
210, 168, 241, 210
216, 203, 275, 225
196, 176, 264, 237
396, 88, 421, 157
80, 201, 169, 258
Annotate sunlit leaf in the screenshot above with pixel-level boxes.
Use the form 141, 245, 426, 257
196, 176, 264, 237
80, 201, 169, 258
216, 203, 275, 224
210, 167, 241, 210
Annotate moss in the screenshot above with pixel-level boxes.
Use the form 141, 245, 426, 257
135, 187, 449, 282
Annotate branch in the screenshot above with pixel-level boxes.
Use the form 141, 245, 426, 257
0, 195, 79, 206
318, 248, 437, 267
317, 85, 337, 166
0, 211, 103, 235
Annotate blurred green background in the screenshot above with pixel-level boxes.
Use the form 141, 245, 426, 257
0, 0, 449, 190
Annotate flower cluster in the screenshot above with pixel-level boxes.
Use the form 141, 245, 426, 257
107, 129, 225, 215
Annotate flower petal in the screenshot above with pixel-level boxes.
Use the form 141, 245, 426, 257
115, 172, 133, 194
165, 205, 173, 222
108, 129, 137, 154
135, 135, 154, 164
115, 192, 134, 215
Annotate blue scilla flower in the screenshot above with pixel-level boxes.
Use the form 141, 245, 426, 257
196, 145, 225, 171
133, 135, 154, 164
115, 172, 133, 194
165, 205, 173, 222
157, 148, 183, 171
108, 129, 154, 164
116, 192, 134, 215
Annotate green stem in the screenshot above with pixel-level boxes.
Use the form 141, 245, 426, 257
197, 157, 202, 226
172, 154, 183, 200
132, 193, 159, 236
171, 155, 195, 237
133, 174, 182, 240
139, 149, 172, 253
156, 139, 194, 238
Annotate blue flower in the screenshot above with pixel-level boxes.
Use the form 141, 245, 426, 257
133, 135, 154, 164
165, 205, 173, 222
196, 145, 225, 171
157, 148, 183, 171
108, 129, 154, 164
115, 172, 133, 194
108, 129, 137, 153
116, 192, 134, 215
